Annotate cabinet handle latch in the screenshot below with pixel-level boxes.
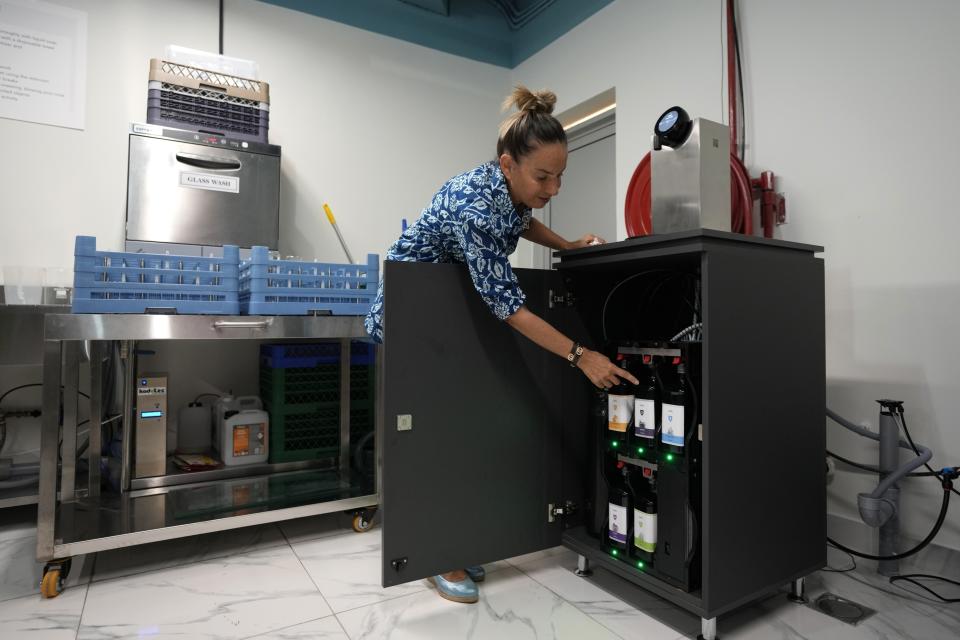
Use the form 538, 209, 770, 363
548, 290, 576, 308
548, 500, 577, 523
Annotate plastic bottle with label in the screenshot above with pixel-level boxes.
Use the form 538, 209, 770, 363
607, 461, 631, 556
660, 362, 687, 456
633, 355, 659, 459
623, 465, 657, 564
606, 355, 634, 452
633, 483, 658, 561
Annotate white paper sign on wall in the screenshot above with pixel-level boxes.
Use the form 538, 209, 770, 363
0, 0, 87, 130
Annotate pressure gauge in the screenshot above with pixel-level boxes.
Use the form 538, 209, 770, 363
654, 106, 692, 148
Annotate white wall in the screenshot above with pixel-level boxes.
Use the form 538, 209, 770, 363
0, 0, 217, 276
223, 0, 509, 262
0, 0, 508, 271
514, 0, 960, 551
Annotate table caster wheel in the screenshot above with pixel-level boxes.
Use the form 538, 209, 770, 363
352, 512, 374, 533
40, 566, 64, 599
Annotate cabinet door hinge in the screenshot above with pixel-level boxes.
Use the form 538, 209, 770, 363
548, 500, 577, 523
548, 290, 576, 308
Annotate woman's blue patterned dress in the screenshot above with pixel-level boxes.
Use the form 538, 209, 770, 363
365, 161, 532, 343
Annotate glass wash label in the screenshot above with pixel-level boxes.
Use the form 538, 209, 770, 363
634, 398, 655, 439
634, 509, 657, 552
661, 403, 685, 447
608, 503, 628, 544
608, 394, 633, 433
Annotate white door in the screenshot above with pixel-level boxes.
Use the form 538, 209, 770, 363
533, 113, 616, 268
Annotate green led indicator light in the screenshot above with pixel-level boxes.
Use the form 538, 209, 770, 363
611, 440, 619, 448
637, 447, 645, 454
637, 561, 644, 569
611, 549, 619, 557
666, 453, 675, 462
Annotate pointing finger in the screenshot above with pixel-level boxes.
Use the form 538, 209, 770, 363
616, 366, 639, 385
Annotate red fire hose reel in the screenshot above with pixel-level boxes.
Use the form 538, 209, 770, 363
623, 152, 785, 239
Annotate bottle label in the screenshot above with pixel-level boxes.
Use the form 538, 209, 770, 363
634, 398, 656, 439
634, 509, 657, 552
661, 403, 685, 447
608, 394, 634, 432
608, 503, 628, 544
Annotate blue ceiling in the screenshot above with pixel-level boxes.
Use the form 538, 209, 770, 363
260, 0, 614, 68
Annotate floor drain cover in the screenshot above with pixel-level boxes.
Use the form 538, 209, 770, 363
811, 593, 877, 626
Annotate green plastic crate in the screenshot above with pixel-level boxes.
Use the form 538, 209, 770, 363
265, 402, 340, 463
260, 350, 376, 464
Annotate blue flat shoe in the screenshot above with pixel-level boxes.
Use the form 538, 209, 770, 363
465, 565, 485, 582
427, 574, 478, 604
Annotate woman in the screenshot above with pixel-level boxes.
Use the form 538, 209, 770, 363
366, 86, 637, 604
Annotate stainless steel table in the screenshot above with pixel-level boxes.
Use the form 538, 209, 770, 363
36, 314, 379, 597
0, 301, 71, 509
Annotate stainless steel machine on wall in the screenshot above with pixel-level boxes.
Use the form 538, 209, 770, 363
125, 123, 280, 252
650, 107, 730, 234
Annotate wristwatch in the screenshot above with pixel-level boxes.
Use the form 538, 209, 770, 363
567, 342, 584, 368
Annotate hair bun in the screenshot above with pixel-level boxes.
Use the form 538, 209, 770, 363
503, 85, 557, 115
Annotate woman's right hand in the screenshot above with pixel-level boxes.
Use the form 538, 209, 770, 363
577, 348, 639, 389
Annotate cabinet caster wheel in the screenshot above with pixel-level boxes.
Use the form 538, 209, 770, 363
352, 513, 373, 533
40, 567, 63, 599
787, 577, 806, 604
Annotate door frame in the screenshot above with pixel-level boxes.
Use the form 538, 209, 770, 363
535, 110, 617, 270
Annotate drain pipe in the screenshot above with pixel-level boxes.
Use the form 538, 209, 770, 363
826, 402, 933, 576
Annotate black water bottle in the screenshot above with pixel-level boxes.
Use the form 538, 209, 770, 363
624, 465, 657, 566
607, 461, 631, 557
660, 362, 687, 456
606, 355, 634, 452
633, 487, 658, 562
632, 355, 658, 459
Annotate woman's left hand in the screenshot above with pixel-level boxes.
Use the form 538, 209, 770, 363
567, 234, 606, 250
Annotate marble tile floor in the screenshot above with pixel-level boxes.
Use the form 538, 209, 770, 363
1, 505, 958, 640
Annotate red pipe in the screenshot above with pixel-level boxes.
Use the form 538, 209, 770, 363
727, 0, 738, 159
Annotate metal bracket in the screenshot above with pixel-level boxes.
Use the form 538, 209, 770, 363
391, 557, 408, 571
548, 500, 577, 523
548, 289, 576, 309
617, 455, 658, 472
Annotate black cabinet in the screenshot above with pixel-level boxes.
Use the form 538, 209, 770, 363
378, 230, 825, 623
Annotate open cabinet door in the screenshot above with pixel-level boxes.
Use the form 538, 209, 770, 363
380, 261, 585, 587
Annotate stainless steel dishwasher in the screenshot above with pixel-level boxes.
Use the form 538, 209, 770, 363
125, 123, 280, 251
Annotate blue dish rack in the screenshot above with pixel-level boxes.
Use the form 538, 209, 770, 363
72, 236, 240, 314
260, 341, 376, 369
239, 246, 379, 316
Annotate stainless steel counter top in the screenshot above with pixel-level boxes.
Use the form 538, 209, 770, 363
0, 303, 72, 365
43, 314, 368, 341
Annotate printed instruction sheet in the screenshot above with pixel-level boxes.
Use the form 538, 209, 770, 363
0, 0, 86, 129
